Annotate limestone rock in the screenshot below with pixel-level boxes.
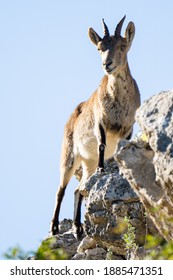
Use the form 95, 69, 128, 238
83, 160, 154, 256
136, 90, 173, 205
51, 225, 81, 259
44, 154, 160, 259
72, 247, 107, 260
116, 90, 173, 241
77, 236, 96, 253
44, 220, 107, 260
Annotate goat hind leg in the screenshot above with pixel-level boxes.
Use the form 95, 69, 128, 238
51, 185, 66, 235
51, 166, 75, 235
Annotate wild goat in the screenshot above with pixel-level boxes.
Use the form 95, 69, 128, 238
51, 16, 140, 238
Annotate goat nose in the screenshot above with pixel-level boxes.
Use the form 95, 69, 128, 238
104, 61, 112, 69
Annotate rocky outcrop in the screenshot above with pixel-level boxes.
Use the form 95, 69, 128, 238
42, 219, 113, 260
83, 160, 152, 255
44, 159, 159, 260
116, 90, 173, 241
41, 90, 173, 259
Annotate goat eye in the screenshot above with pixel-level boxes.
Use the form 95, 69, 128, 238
121, 45, 126, 51
98, 48, 103, 53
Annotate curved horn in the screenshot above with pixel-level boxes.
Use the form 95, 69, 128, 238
102, 18, 110, 37
114, 15, 126, 37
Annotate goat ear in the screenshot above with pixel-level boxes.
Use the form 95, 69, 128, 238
88, 28, 102, 46
125, 22, 135, 48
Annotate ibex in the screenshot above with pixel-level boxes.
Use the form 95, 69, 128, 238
51, 16, 140, 238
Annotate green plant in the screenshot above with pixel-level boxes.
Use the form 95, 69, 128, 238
106, 247, 114, 260
35, 238, 68, 260
145, 234, 173, 260
123, 216, 138, 252
3, 246, 33, 260
3, 238, 68, 260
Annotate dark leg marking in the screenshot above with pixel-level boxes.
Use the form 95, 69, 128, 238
98, 124, 106, 171
74, 189, 83, 239
51, 186, 66, 235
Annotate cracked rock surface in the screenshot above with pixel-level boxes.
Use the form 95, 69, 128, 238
116, 90, 173, 241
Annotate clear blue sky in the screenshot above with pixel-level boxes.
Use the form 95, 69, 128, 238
1, 0, 173, 258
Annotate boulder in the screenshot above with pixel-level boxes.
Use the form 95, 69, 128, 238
116, 90, 173, 241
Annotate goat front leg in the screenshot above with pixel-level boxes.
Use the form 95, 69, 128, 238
73, 189, 83, 239
97, 123, 106, 173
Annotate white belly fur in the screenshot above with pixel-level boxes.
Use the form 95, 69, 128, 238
76, 132, 119, 161
77, 136, 98, 160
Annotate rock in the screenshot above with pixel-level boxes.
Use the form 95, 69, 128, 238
59, 218, 73, 233
72, 253, 86, 260
136, 90, 173, 205
83, 247, 106, 260
83, 160, 156, 256
44, 220, 107, 260
42, 155, 160, 260
45, 220, 82, 259
116, 90, 173, 241
77, 236, 96, 253
72, 247, 107, 260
